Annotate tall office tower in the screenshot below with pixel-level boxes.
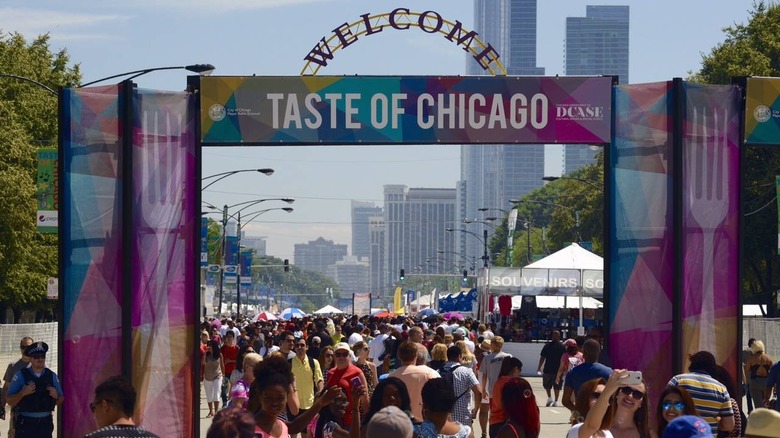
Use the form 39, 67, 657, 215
351, 201, 383, 258
293, 237, 348, 275
328, 256, 370, 299
564, 5, 629, 173
382, 185, 457, 292
368, 215, 386, 300
461, 0, 546, 263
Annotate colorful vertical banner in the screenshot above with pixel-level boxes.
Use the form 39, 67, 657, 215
130, 89, 197, 437
201, 217, 208, 266
226, 235, 239, 265
393, 287, 403, 314
61, 85, 124, 437
681, 83, 741, 374
240, 250, 253, 286
744, 77, 780, 144
609, 82, 674, 407
36, 148, 58, 233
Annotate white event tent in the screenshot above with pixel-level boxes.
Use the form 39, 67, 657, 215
487, 243, 603, 297
313, 304, 344, 315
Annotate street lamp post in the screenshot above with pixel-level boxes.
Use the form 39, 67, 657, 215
210, 198, 295, 315
446, 228, 489, 268
202, 168, 274, 191
79, 64, 215, 87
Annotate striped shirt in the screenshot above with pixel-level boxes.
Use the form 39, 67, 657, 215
667, 372, 733, 432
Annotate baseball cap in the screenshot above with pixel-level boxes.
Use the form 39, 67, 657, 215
365, 406, 413, 438
564, 338, 577, 348
662, 416, 711, 438
745, 408, 780, 437
334, 342, 351, 353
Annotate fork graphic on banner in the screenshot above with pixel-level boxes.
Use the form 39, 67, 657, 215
688, 106, 729, 355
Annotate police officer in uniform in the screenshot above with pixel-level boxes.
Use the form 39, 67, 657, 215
6, 342, 63, 438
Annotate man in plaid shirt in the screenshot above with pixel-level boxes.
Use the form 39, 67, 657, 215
442, 345, 482, 426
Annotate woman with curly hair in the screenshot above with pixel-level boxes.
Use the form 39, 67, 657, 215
652, 386, 698, 438
496, 377, 540, 438
455, 340, 477, 369
248, 355, 340, 438
319, 346, 335, 381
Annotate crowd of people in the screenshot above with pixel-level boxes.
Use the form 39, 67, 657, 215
199, 313, 780, 438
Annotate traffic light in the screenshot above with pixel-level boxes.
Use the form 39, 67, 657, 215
399, 269, 405, 281
463, 270, 468, 282
283, 259, 290, 272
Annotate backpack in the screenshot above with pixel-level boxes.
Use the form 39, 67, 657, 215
439, 364, 470, 400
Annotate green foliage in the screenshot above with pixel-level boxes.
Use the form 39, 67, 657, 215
0, 32, 80, 318
692, 1, 780, 312
250, 255, 340, 313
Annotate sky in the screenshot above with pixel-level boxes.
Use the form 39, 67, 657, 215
0, 0, 758, 260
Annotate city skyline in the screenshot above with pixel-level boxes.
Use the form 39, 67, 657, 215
1, 0, 757, 260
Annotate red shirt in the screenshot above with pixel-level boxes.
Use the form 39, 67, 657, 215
325, 364, 363, 427
221, 344, 239, 376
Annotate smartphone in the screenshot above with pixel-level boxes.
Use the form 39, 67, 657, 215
350, 376, 362, 389
623, 371, 642, 385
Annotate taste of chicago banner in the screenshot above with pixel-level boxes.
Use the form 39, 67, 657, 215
199, 76, 612, 145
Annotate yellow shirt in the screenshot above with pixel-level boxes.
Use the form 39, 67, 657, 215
290, 355, 323, 409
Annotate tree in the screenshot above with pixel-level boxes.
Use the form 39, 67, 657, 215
0, 32, 80, 321
693, 1, 780, 315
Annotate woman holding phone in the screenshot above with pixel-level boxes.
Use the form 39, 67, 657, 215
325, 342, 369, 429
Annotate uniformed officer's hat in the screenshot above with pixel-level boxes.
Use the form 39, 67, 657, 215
24, 342, 49, 357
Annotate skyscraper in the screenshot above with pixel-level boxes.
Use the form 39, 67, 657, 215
382, 185, 456, 292
351, 200, 383, 258
293, 237, 348, 275
564, 5, 629, 172
460, 0, 546, 261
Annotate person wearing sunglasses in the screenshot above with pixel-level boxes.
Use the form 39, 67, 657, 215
577, 370, 647, 438
5, 342, 62, 438
325, 343, 369, 429
84, 375, 159, 437
654, 386, 699, 438
610, 381, 650, 438
2, 336, 34, 436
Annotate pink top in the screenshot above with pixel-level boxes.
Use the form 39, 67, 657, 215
560, 352, 583, 375
254, 419, 288, 438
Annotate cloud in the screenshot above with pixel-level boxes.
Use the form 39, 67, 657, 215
0, 7, 125, 40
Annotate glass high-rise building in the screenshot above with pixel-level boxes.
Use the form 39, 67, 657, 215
564, 5, 629, 173
351, 200, 382, 258
460, 0, 546, 262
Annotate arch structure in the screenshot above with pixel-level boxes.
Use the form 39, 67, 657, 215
300, 9, 507, 77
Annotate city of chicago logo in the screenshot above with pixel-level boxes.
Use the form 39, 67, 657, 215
754, 104, 771, 123
209, 104, 226, 122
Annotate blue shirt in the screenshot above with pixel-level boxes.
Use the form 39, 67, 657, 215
7, 367, 63, 417
563, 362, 612, 395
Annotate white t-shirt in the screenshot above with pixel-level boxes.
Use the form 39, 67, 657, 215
566, 423, 615, 438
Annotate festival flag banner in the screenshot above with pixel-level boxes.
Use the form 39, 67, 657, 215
36, 148, 58, 233
200, 76, 612, 145
240, 250, 252, 286
776, 175, 780, 254
744, 77, 780, 145
201, 217, 208, 267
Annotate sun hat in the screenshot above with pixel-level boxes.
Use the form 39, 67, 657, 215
478, 339, 492, 352
745, 408, 780, 437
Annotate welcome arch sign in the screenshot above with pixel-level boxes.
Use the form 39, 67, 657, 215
58, 6, 751, 438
